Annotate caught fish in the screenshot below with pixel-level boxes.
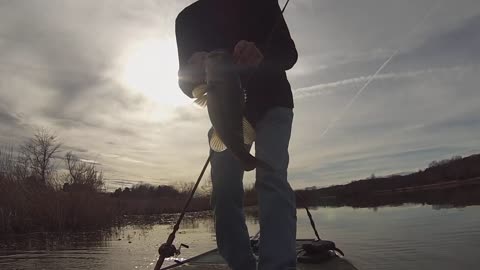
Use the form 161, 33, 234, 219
193, 49, 271, 171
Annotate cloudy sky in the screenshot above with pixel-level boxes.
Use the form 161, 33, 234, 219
1, 0, 479, 190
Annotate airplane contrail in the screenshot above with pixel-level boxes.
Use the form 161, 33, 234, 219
318, 0, 444, 139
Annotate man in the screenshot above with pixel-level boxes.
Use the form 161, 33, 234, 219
175, 0, 298, 269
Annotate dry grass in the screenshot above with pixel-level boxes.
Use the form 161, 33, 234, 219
0, 130, 235, 234
0, 176, 216, 234
0, 178, 119, 233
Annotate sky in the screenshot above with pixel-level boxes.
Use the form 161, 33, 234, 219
0, 0, 479, 190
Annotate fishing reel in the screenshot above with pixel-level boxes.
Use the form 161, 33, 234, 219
158, 243, 189, 258
297, 240, 345, 264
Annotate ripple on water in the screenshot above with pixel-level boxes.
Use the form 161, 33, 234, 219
1, 206, 480, 270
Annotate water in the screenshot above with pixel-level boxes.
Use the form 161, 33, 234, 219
1, 205, 480, 270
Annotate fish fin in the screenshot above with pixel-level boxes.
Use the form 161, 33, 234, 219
192, 84, 208, 98
209, 130, 227, 152
194, 95, 208, 107
193, 84, 208, 107
242, 117, 256, 145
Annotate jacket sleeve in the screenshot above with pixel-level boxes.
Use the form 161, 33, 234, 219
175, 13, 202, 98
258, 1, 298, 72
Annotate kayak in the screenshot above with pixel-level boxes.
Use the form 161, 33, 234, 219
161, 239, 359, 270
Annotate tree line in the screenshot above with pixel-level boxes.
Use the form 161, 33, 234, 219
0, 129, 206, 234
296, 154, 480, 207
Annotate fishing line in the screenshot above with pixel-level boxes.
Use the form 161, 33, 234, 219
318, 0, 444, 139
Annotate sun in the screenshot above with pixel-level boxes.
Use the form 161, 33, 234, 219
118, 38, 189, 108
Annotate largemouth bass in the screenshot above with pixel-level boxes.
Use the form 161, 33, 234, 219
193, 49, 271, 171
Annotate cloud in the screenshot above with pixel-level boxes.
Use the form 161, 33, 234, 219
0, 106, 22, 127
293, 66, 472, 98
290, 142, 477, 188
1, 0, 479, 190
392, 14, 480, 71
0, 1, 203, 186
288, 59, 479, 188
289, 1, 480, 90
170, 105, 209, 124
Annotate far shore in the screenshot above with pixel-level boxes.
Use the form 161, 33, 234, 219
2, 133, 479, 235
1, 178, 479, 235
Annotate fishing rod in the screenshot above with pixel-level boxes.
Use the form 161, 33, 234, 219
153, 154, 211, 270
153, 1, 293, 269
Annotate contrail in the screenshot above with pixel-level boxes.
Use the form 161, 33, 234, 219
319, 0, 444, 139
294, 65, 468, 99
319, 52, 397, 137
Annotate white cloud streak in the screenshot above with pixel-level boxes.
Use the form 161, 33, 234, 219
293, 66, 470, 98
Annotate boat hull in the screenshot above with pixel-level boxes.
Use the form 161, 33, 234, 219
162, 239, 358, 270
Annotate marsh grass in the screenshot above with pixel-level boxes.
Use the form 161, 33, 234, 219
0, 177, 215, 233
0, 139, 211, 234
0, 178, 117, 233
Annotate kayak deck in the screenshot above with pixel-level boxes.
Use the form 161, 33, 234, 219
162, 239, 358, 270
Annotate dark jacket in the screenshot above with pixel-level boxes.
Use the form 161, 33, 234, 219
175, 0, 297, 124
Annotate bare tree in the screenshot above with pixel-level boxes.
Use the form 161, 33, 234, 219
14, 150, 32, 182
175, 181, 196, 195
0, 145, 32, 182
0, 146, 14, 180
21, 128, 62, 184
64, 152, 104, 192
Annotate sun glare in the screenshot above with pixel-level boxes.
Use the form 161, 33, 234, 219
118, 38, 189, 108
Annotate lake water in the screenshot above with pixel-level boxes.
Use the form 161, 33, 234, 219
1, 205, 480, 270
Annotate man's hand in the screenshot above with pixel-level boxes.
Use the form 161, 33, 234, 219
233, 40, 264, 67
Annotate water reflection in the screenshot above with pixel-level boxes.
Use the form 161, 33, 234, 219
1, 205, 479, 270
1, 230, 112, 254
0, 231, 113, 270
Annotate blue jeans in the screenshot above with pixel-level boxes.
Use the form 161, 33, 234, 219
210, 107, 297, 270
